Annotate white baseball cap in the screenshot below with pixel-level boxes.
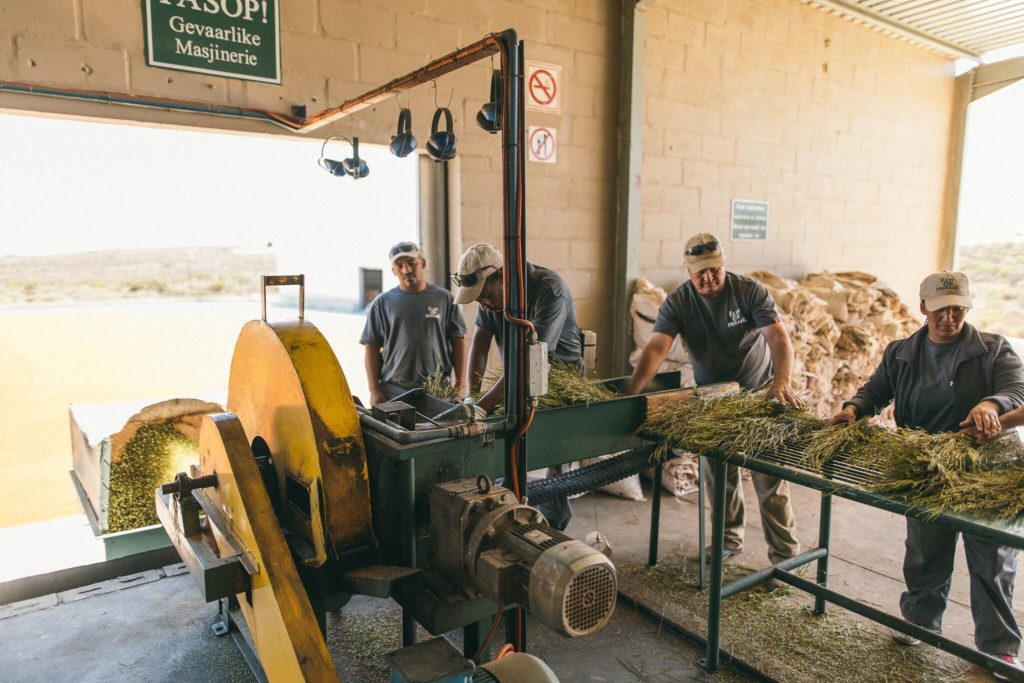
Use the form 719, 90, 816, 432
919, 271, 972, 312
453, 243, 503, 304
388, 241, 422, 264
684, 232, 725, 272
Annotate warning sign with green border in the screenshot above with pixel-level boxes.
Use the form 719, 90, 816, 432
143, 0, 281, 84
730, 199, 769, 241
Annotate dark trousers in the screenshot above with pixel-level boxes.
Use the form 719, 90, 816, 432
901, 517, 1021, 656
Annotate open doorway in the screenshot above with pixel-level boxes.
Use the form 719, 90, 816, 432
955, 79, 1024, 344
0, 112, 423, 532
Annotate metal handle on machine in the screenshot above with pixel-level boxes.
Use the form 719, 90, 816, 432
261, 275, 305, 322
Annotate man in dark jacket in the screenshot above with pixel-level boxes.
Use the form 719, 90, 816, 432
830, 271, 1024, 672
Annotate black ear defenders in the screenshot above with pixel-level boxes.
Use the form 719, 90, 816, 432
342, 137, 369, 179
427, 107, 457, 162
390, 108, 417, 158
476, 70, 502, 134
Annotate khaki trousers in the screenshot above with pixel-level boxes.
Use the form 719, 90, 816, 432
703, 460, 800, 564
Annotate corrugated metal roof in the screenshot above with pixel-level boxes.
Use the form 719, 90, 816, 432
803, 0, 1024, 60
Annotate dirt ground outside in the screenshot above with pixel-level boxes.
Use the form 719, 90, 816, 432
0, 300, 369, 529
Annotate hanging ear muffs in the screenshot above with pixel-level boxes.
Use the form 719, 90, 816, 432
476, 69, 502, 134
390, 108, 417, 158
318, 136, 348, 177
426, 107, 457, 162
342, 136, 370, 179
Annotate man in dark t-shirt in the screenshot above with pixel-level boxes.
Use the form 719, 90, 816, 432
453, 243, 582, 414
625, 233, 801, 567
453, 242, 582, 531
360, 241, 466, 405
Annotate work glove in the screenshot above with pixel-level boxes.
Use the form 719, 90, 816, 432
463, 397, 488, 421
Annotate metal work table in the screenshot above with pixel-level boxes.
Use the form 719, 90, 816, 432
693, 443, 1024, 681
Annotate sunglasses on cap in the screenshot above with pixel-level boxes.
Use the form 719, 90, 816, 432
686, 240, 720, 257
452, 265, 498, 287
389, 242, 419, 259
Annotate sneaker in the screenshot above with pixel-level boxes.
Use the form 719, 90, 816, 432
891, 619, 925, 646
687, 545, 743, 563
992, 654, 1022, 681
891, 629, 921, 646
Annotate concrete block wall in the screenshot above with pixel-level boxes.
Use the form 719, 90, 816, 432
0, 0, 621, 375
641, 0, 955, 306
0, 0, 961, 374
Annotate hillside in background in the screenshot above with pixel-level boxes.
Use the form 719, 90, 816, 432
959, 241, 1024, 338
0, 247, 275, 305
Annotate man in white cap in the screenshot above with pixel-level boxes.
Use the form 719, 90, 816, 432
625, 232, 802, 568
453, 243, 582, 415
830, 271, 1024, 674
360, 241, 466, 405
453, 242, 581, 530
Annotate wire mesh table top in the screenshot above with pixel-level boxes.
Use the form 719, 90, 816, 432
690, 439, 1024, 550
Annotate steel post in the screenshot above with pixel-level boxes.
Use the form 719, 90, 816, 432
700, 456, 727, 673
648, 460, 662, 566
815, 492, 832, 615
698, 455, 706, 589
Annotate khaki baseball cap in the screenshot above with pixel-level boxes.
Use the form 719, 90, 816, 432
453, 243, 503, 304
920, 271, 972, 312
684, 232, 725, 272
388, 241, 422, 264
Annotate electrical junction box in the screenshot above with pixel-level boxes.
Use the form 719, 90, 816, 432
526, 340, 549, 399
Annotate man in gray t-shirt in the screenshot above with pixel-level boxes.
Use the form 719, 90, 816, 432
360, 241, 466, 405
625, 233, 801, 567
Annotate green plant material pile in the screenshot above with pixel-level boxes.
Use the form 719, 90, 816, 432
470, 363, 618, 416
640, 391, 823, 460
420, 368, 457, 402
538, 363, 618, 409
621, 554, 969, 682
640, 392, 1024, 520
107, 422, 199, 532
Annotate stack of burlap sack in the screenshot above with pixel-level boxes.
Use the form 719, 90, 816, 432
629, 271, 918, 498
747, 270, 918, 417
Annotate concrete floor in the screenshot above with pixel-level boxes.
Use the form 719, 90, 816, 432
0, 563, 750, 683
0, 474, 1018, 681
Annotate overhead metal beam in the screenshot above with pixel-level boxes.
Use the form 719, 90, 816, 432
971, 55, 1024, 100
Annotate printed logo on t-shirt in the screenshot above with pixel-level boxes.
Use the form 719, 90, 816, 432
425, 306, 441, 320
727, 309, 747, 328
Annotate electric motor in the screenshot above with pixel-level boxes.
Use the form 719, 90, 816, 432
430, 477, 616, 637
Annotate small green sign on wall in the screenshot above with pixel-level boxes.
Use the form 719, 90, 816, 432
143, 0, 281, 84
730, 198, 769, 241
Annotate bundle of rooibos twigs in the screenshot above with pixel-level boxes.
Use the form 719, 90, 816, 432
641, 392, 1024, 520
452, 362, 618, 416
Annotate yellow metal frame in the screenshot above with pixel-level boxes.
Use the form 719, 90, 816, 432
227, 319, 375, 567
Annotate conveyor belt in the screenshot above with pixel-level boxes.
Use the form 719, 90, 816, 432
526, 446, 657, 504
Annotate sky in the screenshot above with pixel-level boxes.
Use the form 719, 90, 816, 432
0, 113, 419, 300
956, 78, 1024, 245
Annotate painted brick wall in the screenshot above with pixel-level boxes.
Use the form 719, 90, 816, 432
641, 0, 955, 306
0, 0, 620, 374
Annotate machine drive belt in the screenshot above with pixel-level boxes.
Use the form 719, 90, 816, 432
525, 445, 658, 504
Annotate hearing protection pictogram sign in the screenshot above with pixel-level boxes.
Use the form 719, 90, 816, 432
528, 126, 557, 164
525, 61, 562, 113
